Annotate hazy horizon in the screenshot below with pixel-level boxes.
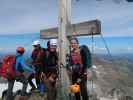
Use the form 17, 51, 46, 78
0, 33, 133, 55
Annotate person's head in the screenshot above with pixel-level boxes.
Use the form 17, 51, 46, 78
49, 39, 57, 52
32, 40, 41, 50
16, 47, 25, 54
70, 37, 79, 50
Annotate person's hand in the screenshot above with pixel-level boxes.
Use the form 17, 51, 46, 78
83, 72, 87, 76
41, 72, 46, 78
67, 70, 72, 77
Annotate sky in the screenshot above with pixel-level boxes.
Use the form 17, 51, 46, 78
0, 34, 133, 55
0, 0, 133, 55
0, 0, 133, 36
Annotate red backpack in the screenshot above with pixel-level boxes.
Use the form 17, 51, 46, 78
0, 55, 16, 80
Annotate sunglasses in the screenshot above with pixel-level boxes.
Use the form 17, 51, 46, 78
33, 45, 38, 47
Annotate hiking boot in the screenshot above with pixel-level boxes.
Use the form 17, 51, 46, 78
39, 92, 45, 97
30, 87, 37, 91
31, 88, 40, 93
21, 92, 31, 96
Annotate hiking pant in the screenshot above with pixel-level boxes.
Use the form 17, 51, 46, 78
28, 73, 36, 90
72, 73, 88, 100
6, 79, 15, 100
46, 79, 57, 100
45, 67, 58, 77
6, 76, 28, 100
46, 67, 57, 100
16, 75, 28, 95
34, 65, 44, 89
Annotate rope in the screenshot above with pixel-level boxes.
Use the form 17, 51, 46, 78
100, 33, 114, 63
90, 33, 116, 98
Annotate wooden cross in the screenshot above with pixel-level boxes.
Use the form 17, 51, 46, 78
40, 0, 101, 99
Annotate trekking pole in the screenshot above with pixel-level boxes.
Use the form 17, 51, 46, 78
91, 30, 95, 99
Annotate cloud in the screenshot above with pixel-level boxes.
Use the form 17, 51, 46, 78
0, 47, 15, 52
0, 0, 58, 34
72, 0, 133, 37
0, 48, 3, 51
0, 0, 133, 37
87, 45, 106, 53
127, 47, 133, 51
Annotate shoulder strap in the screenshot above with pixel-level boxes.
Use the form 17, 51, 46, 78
35, 48, 45, 62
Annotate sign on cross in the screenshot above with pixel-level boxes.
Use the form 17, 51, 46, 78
40, 20, 101, 39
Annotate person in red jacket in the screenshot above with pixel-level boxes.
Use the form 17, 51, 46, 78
29, 40, 46, 90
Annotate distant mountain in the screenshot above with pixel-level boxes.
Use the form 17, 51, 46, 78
91, 54, 133, 98
0, 53, 133, 99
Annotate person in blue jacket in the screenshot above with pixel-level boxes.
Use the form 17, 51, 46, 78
15, 47, 35, 95
15, 47, 34, 73
6, 47, 35, 100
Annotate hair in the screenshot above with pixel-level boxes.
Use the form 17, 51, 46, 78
17, 51, 24, 54
70, 37, 79, 44
47, 40, 50, 47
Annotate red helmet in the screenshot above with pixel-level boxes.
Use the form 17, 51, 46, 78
16, 47, 25, 53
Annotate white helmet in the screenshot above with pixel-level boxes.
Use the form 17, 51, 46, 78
32, 40, 40, 46
50, 39, 57, 45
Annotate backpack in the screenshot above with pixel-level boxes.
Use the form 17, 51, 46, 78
0, 55, 16, 80
80, 45, 92, 69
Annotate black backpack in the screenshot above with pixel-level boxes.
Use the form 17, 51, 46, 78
80, 45, 92, 69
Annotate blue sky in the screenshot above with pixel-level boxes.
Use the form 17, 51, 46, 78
78, 36, 133, 54
0, 0, 133, 55
0, 34, 133, 55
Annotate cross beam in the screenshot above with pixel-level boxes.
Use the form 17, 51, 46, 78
40, 19, 101, 39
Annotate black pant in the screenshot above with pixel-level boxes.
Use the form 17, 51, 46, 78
72, 73, 88, 100
46, 67, 58, 77
6, 79, 15, 100
16, 75, 28, 95
46, 66, 57, 100
28, 73, 36, 90
28, 64, 45, 90
34, 65, 43, 89
6, 76, 28, 100
46, 80, 56, 100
